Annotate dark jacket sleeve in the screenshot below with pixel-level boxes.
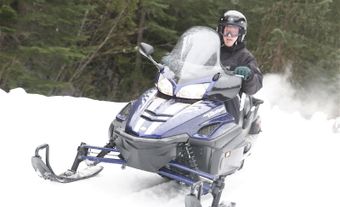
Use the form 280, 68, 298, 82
240, 49, 263, 95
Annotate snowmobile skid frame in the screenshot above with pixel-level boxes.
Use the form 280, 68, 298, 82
32, 142, 236, 207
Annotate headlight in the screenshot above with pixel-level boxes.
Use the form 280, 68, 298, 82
176, 83, 210, 99
157, 74, 174, 96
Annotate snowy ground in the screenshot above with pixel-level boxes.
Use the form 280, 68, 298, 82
0, 74, 339, 207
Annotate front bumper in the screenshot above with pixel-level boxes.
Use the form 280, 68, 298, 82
114, 128, 189, 172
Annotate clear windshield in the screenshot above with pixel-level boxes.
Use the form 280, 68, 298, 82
163, 26, 223, 84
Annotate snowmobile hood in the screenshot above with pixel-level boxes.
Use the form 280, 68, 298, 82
125, 88, 235, 139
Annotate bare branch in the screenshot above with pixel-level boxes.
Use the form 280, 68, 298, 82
69, 2, 130, 82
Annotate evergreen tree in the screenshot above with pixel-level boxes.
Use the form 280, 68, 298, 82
1, 0, 89, 94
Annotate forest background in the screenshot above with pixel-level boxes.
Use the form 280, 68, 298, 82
0, 0, 339, 116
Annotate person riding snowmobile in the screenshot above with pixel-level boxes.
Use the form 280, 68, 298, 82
218, 10, 263, 123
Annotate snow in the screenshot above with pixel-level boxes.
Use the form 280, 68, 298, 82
0, 74, 339, 207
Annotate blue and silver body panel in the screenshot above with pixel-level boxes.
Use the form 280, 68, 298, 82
125, 88, 235, 140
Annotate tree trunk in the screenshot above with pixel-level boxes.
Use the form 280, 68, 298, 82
135, 0, 146, 74
0, 58, 15, 88
131, 0, 146, 97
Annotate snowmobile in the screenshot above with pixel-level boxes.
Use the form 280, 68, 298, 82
32, 26, 263, 207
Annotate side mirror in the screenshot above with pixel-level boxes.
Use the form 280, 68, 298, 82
138, 42, 162, 71
139, 42, 154, 57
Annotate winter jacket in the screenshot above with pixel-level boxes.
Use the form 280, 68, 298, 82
220, 43, 263, 123
220, 43, 263, 95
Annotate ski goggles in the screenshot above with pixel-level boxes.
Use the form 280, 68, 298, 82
221, 25, 240, 37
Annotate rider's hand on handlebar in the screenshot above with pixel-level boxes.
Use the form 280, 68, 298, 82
234, 66, 252, 80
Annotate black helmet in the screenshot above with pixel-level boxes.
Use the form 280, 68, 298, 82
218, 10, 247, 43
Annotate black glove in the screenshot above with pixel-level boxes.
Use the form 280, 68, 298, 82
234, 66, 252, 80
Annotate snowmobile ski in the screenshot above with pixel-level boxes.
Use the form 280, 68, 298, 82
31, 144, 103, 183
